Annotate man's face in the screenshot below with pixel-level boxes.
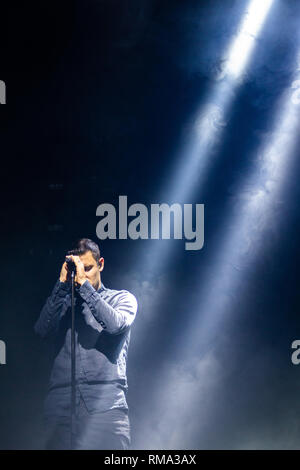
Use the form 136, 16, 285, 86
79, 250, 104, 290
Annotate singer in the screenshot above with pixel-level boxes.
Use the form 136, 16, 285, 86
34, 238, 138, 450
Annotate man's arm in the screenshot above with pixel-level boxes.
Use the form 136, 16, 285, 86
34, 280, 70, 338
78, 281, 138, 335
68, 254, 138, 334
34, 261, 71, 338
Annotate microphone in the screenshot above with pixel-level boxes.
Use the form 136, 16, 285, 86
65, 256, 77, 273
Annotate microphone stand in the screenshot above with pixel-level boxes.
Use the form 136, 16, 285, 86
70, 269, 76, 450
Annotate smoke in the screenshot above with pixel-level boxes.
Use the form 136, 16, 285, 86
130, 340, 300, 450
133, 351, 225, 449
143, 0, 300, 91
113, 266, 300, 450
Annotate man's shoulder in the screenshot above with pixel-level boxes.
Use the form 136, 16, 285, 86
101, 285, 138, 309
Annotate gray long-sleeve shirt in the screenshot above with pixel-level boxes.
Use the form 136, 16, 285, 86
34, 279, 138, 415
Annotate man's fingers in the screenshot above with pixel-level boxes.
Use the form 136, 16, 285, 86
68, 255, 81, 265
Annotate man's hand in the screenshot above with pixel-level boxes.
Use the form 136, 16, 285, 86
67, 255, 87, 287
59, 261, 70, 283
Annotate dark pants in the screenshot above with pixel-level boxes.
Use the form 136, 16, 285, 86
44, 392, 131, 450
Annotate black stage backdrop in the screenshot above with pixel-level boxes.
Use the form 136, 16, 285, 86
0, 0, 300, 450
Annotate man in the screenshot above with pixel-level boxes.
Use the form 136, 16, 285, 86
34, 238, 138, 450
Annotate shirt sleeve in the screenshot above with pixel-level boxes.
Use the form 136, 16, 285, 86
78, 281, 138, 335
34, 279, 71, 339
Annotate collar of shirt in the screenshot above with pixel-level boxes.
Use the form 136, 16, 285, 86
97, 282, 105, 293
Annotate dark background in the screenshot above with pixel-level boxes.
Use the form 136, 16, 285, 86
0, 0, 300, 449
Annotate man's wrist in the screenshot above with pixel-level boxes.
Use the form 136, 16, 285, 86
75, 279, 90, 291
59, 279, 71, 287
77, 279, 96, 299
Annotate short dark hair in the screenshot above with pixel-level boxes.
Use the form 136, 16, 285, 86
68, 238, 101, 265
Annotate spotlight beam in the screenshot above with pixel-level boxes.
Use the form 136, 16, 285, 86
136, 64, 300, 449
136, 0, 274, 279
